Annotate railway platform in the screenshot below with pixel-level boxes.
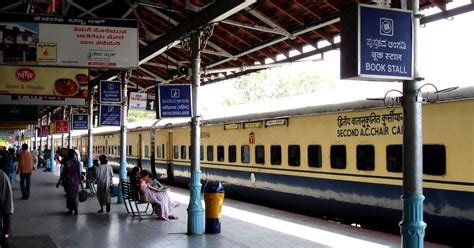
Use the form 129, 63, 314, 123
8, 170, 447, 248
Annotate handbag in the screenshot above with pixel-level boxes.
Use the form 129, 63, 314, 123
79, 184, 88, 202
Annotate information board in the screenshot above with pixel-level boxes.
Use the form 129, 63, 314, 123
99, 80, 122, 103
40, 125, 50, 137
99, 105, 121, 126
55, 120, 69, 133
71, 114, 89, 130
129, 92, 147, 110
158, 84, 192, 118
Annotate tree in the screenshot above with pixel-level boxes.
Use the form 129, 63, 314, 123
127, 109, 155, 122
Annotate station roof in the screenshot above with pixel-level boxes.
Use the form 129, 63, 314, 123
1, 0, 472, 121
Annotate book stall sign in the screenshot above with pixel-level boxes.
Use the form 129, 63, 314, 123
129, 92, 147, 110
0, 12, 138, 69
71, 114, 89, 130
0, 66, 89, 98
341, 4, 413, 81
40, 125, 50, 137
99, 80, 121, 103
158, 84, 192, 118
55, 120, 69, 134
99, 105, 121, 126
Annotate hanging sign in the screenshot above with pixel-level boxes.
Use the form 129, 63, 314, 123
0, 66, 89, 98
129, 92, 147, 110
55, 120, 69, 133
341, 4, 413, 81
0, 94, 86, 106
0, 12, 138, 68
99, 80, 121, 103
146, 94, 156, 111
40, 125, 50, 137
0, 105, 38, 123
71, 113, 89, 130
99, 104, 121, 126
158, 84, 192, 118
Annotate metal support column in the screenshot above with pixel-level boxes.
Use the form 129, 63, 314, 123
118, 72, 129, 204
50, 112, 55, 173
400, 0, 426, 247
88, 89, 94, 168
150, 119, 161, 179
68, 107, 73, 149
61, 108, 66, 148
187, 31, 204, 235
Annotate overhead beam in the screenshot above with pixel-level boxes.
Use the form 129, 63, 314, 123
420, 3, 474, 25
78, 0, 112, 17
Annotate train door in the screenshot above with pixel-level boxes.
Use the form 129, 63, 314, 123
166, 131, 175, 181
138, 134, 143, 169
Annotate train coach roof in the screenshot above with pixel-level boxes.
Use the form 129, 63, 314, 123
81, 86, 473, 135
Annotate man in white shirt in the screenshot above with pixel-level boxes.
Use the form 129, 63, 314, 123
0, 159, 14, 247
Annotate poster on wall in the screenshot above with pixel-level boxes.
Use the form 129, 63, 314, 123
0, 12, 138, 68
0, 66, 88, 98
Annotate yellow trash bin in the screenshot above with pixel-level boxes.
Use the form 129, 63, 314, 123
204, 181, 225, 234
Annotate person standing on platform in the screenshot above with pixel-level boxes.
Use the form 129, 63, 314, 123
17, 144, 33, 200
63, 149, 81, 215
0, 159, 14, 248
32, 147, 38, 170
96, 155, 113, 213
6, 149, 15, 184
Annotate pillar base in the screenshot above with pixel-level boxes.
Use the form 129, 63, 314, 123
187, 170, 204, 235
400, 194, 426, 248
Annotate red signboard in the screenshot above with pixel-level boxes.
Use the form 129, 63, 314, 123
41, 125, 50, 137
55, 120, 69, 134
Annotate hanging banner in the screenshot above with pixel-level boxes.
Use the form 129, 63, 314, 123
158, 84, 192, 118
99, 80, 121, 103
99, 104, 121, 126
129, 92, 147, 110
40, 125, 50, 137
71, 113, 89, 130
341, 4, 413, 81
0, 12, 138, 69
55, 120, 69, 133
0, 66, 89, 98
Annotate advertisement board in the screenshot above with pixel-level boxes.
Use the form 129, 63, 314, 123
158, 84, 192, 118
55, 120, 69, 133
0, 13, 138, 69
40, 125, 50, 137
71, 114, 89, 130
0, 66, 88, 98
129, 92, 147, 110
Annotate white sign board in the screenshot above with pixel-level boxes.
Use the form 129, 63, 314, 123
129, 92, 147, 110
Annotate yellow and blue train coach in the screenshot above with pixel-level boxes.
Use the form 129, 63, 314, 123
75, 87, 473, 244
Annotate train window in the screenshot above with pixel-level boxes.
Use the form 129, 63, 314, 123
207, 145, 214, 161
308, 145, 322, 168
200, 145, 204, 161
357, 145, 375, 171
181, 145, 186, 160
288, 145, 300, 166
255, 145, 265, 164
228, 145, 237, 163
128, 145, 132, 156
174, 145, 179, 159
423, 145, 446, 176
145, 145, 149, 158
330, 145, 346, 169
241, 145, 250, 164
157, 146, 162, 158
386, 145, 402, 172
271, 145, 282, 165
162, 144, 165, 159
217, 146, 225, 162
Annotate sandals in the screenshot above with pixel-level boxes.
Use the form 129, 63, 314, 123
168, 215, 178, 220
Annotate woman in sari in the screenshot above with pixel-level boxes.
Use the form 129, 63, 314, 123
61, 149, 82, 215
138, 170, 179, 220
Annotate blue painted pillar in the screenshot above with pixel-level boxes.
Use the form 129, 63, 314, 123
88, 88, 94, 169
118, 72, 129, 204
400, 1, 426, 247
187, 31, 204, 235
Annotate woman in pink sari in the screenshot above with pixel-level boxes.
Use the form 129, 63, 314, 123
138, 170, 179, 220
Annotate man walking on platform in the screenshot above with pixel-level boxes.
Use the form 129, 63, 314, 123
0, 154, 14, 247
17, 144, 33, 200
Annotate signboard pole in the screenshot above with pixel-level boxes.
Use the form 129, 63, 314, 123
118, 72, 129, 204
68, 107, 72, 149
188, 31, 204, 235
49, 112, 55, 173
87, 90, 94, 169
400, 1, 426, 247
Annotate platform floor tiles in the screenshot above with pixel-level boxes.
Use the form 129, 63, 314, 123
8, 170, 447, 248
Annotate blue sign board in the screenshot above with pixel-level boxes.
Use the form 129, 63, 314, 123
71, 114, 89, 130
100, 80, 122, 103
158, 84, 192, 118
99, 105, 121, 126
359, 4, 413, 80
